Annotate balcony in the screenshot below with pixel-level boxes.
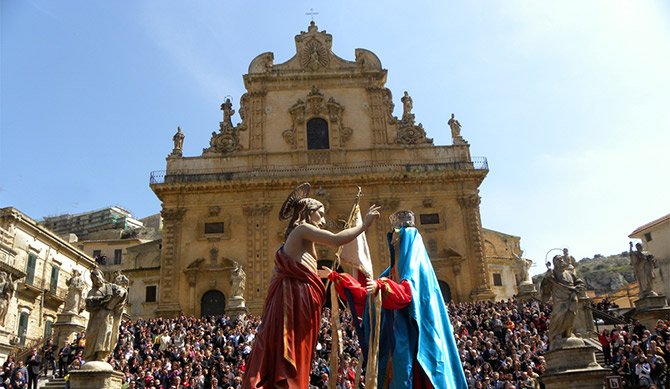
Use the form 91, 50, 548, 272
43, 286, 67, 311
150, 157, 488, 185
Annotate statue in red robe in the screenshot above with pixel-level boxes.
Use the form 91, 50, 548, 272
243, 183, 380, 388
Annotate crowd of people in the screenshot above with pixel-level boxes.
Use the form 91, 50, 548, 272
1, 298, 669, 388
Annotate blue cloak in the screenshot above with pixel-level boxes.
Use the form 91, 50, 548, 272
366, 227, 467, 389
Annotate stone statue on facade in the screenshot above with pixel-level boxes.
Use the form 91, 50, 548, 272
63, 269, 85, 314
171, 126, 185, 157
541, 254, 586, 350
0, 272, 15, 326
82, 269, 128, 362
401, 91, 413, 121
630, 241, 658, 298
231, 263, 246, 298
221, 98, 235, 129
448, 113, 461, 138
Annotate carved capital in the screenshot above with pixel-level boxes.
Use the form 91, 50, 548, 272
458, 195, 481, 209
372, 199, 400, 212
242, 204, 273, 217
161, 208, 186, 222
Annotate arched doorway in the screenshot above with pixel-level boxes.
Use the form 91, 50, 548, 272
201, 290, 226, 317
438, 280, 452, 304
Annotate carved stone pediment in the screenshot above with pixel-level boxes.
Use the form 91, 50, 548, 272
282, 86, 353, 149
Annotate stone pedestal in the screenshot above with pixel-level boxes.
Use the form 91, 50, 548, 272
541, 345, 608, 389
226, 296, 248, 318
516, 281, 537, 301
0, 329, 18, 363
633, 295, 670, 329
52, 312, 86, 348
69, 361, 124, 389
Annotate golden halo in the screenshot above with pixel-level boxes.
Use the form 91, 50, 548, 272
279, 183, 311, 221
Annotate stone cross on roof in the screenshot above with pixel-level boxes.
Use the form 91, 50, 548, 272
305, 8, 319, 21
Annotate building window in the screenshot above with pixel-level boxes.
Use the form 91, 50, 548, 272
93, 249, 102, 259
25, 253, 37, 285
419, 213, 440, 225
146, 285, 157, 303
113, 249, 122, 265
307, 118, 329, 150
492, 273, 503, 286
18, 312, 29, 346
49, 266, 59, 294
44, 320, 53, 339
644, 232, 652, 242
204, 222, 225, 234
427, 239, 437, 254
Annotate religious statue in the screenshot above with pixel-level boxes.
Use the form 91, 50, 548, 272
83, 269, 128, 362
562, 248, 577, 275
629, 242, 658, 298
172, 126, 184, 154
0, 272, 15, 326
520, 258, 533, 284
448, 113, 462, 139
541, 254, 586, 350
231, 263, 246, 298
113, 270, 129, 289
401, 91, 413, 120
221, 98, 235, 129
63, 269, 85, 314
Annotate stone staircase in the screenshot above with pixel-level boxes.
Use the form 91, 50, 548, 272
42, 376, 66, 389
582, 336, 608, 368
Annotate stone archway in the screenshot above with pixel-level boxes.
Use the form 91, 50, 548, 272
438, 280, 452, 304
201, 290, 226, 317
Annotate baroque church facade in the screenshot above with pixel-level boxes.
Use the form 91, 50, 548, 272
149, 22, 527, 317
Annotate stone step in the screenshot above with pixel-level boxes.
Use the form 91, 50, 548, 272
42, 376, 66, 389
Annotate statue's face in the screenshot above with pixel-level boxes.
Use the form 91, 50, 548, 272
92, 272, 104, 287
308, 206, 326, 229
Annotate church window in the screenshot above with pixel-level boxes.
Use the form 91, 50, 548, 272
25, 253, 37, 285
420, 213, 440, 225
644, 232, 652, 242
93, 249, 101, 258
146, 285, 157, 303
307, 118, 329, 149
114, 249, 122, 265
492, 273, 503, 286
205, 222, 225, 234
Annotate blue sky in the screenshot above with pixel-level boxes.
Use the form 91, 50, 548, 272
2, 1, 669, 275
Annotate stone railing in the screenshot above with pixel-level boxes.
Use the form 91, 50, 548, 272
150, 157, 488, 185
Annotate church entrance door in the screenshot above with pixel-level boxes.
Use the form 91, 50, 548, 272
201, 290, 226, 317
438, 280, 452, 303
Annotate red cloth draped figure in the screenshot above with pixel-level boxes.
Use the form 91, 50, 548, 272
243, 183, 380, 389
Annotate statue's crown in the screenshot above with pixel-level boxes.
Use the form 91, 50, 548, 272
389, 210, 415, 229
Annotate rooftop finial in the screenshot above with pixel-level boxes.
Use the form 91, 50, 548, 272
305, 8, 319, 22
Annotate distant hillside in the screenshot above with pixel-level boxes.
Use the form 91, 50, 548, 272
532, 252, 634, 295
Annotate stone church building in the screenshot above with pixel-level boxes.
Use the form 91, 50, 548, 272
149, 22, 528, 317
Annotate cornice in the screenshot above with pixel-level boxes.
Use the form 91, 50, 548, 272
151, 169, 487, 197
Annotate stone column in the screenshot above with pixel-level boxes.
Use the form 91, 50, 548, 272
242, 204, 272, 312
156, 207, 186, 317
458, 194, 495, 301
